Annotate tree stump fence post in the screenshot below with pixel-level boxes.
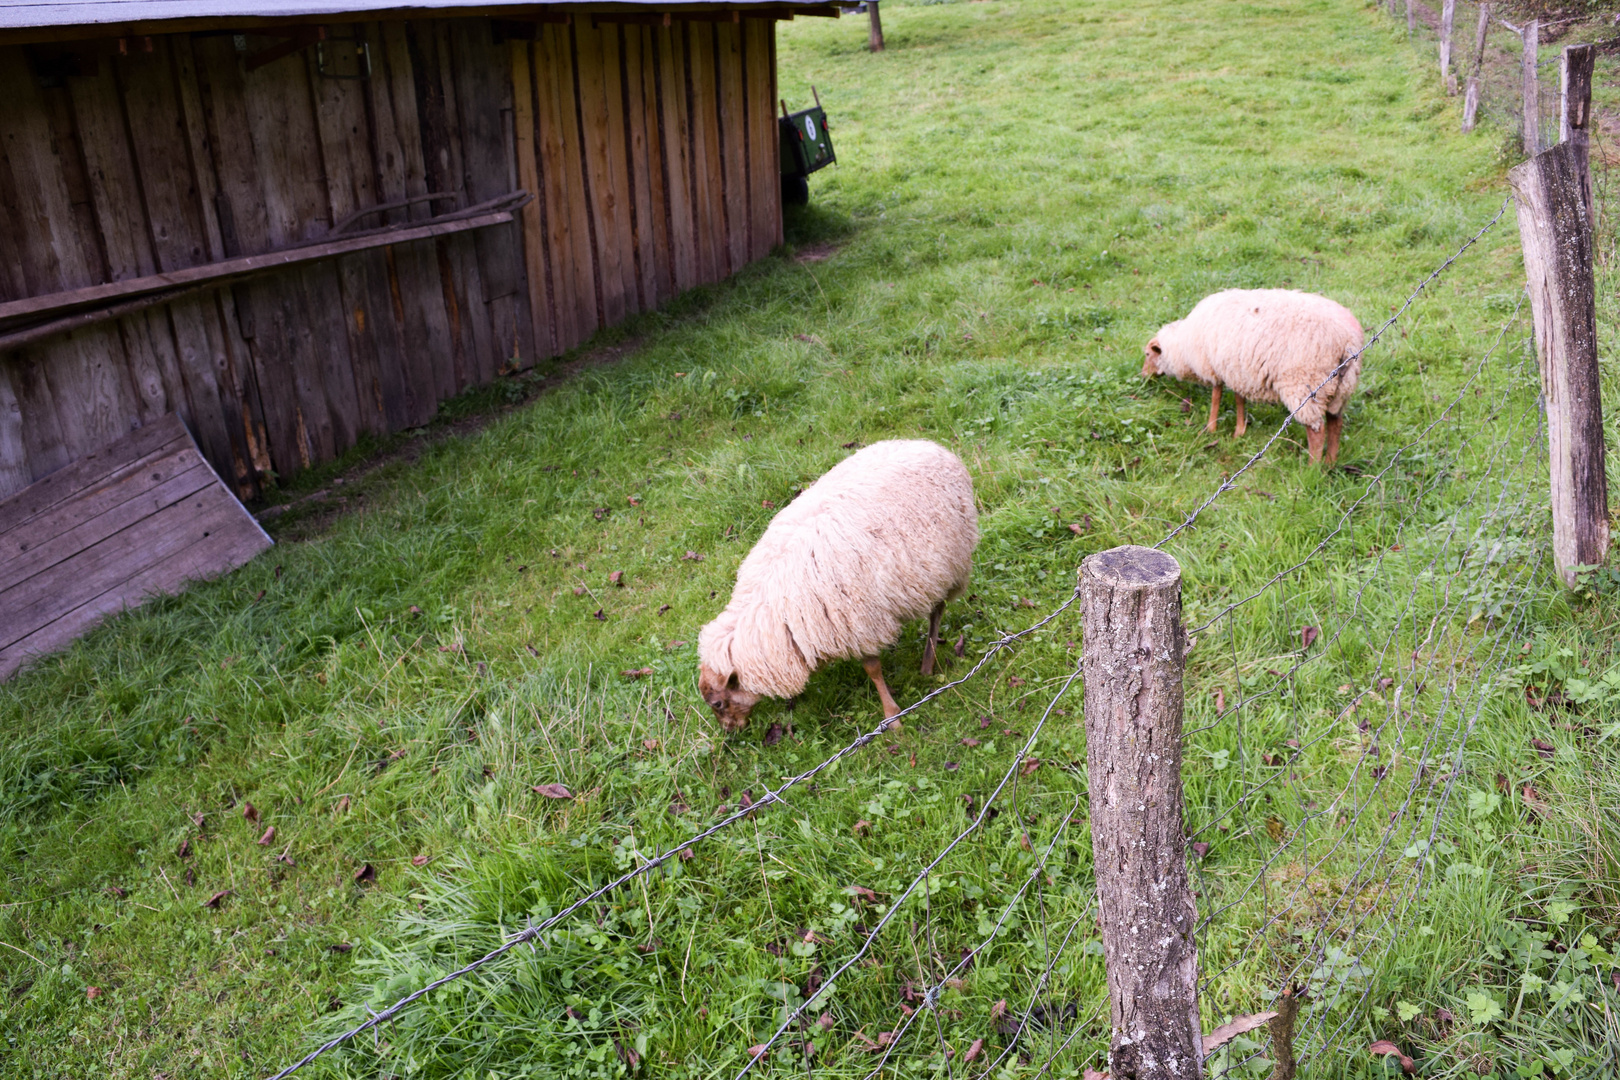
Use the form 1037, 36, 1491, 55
1560, 43, 1596, 229
867, 0, 884, 52
1522, 18, 1540, 155
1440, 0, 1457, 94
1461, 3, 1489, 133
1509, 142, 1609, 587
1080, 547, 1202, 1080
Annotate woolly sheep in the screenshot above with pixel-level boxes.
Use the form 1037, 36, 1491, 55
697, 439, 979, 732
1142, 289, 1364, 464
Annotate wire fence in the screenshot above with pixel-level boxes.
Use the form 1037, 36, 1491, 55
262, 189, 1551, 1079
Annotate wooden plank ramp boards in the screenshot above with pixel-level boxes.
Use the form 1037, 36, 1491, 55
0, 411, 271, 681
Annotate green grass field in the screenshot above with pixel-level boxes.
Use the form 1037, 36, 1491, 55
5, 1, 1620, 1077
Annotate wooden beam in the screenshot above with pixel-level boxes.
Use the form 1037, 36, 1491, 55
244, 25, 325, 72
0, 197, 528, 335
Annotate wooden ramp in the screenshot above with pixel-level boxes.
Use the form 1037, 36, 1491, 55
0, 414, 272, 681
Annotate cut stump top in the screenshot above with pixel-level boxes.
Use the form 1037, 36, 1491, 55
1081, 545, 1180, 588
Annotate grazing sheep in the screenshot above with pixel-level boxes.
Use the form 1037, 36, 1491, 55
697, 439, 979, 732
1142, 289, 1364, 464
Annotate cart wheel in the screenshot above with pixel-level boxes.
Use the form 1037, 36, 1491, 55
781, 174, 810, 207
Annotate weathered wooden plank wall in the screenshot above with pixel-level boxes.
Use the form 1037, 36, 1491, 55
0, 12, 782, 505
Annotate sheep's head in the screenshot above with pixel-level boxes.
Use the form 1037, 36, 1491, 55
1142, 336, 1164, 378
699, 664, 763, 732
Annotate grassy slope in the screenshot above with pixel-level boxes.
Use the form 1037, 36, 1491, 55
2, 1, 1616, 1077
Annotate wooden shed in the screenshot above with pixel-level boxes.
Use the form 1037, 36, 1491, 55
0, 0, 834, 503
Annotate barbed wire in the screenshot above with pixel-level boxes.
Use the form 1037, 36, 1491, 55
260, 193, 1528, 1080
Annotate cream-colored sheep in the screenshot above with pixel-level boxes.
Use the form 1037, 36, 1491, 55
697, 439, 979, 732
1142, 289, 1364, 464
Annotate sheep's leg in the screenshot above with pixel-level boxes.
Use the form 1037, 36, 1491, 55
1324, 412, 1344, 465
1305, 424, 1326, 463
1206, 383, 1222, 433
862, 656, 903, 724
1233, 395, 1247, 438
920, 601, 945, 676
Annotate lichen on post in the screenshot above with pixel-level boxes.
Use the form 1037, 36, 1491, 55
1080, 545, 1202, 1079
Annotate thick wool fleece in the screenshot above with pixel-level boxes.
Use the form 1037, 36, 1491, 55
698, 440, 979, 699
1153, 289, 1363, 430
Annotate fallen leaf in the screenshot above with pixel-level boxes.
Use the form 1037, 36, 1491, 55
592, 507, 610, 521
1019, 831, 1033, 852
954, 632, 966, 656
329, 942, 353, 954
1213, 688, 1226, 713
841, 441, 859, 449
336, 795, 350, 814
748, 1044, 768, 1058
657, 604, 671, 615
620, 667, 654, 679
86, 986, 102, 1000
762, 499, 776, 509
1531, 737, 1555, 759
177, 837, 191, 860
1008, 676, 1026, 687
532, 784, 573, 799
1020, 756, 1041, 776
1083, 1070, 1109, 1080
964, 1038, 985, 1063
107, 886, 127, 898
681, 550, 704, 562
1266, 817, 1285, 841
1522, 784, 1548, 814
961, 737, 980, 747
1202, 1012, 1279, 1053
643, 738, 660, 751
353, 864, 376, 885
242, 802, 259, 825
203, 889, 232, 909
764, 723, 785, 746
991, 999, 1008, 1021
1369, 1040, 1415, 1074
190, 811, 206, 830
256, 826, 276, 846
945, 761, 959, 771
1191, 841, 1210, 859
1301, 625, 1319, 650
853, 820, 871, 836
593, 608, 607, 621
846, 885, 879, 902
609, 570, 624, 587
277, 847, 296, 866
909, 751, 917, 768
980, 716, 992, 729
678, 847, 695, 861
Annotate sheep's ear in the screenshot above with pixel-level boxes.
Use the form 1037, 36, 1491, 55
726, 672, 740, 690
1149, 339, 1162, 355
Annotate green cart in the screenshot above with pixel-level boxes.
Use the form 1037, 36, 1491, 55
779, 90, 835, 206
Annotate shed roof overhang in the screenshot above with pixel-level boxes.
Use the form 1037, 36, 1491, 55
0, 0, 839, 44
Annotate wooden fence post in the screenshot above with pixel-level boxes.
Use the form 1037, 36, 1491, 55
1462, 3, 1489, 133
1406, 0, 1416, 36
1080, 547, 1202, 1079
1522, 18, 1539, 155
1440, 0, 1457, 94
867, 0, 884, 52
1509, 142, 1610, 587
1560, 43, 1596, 228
